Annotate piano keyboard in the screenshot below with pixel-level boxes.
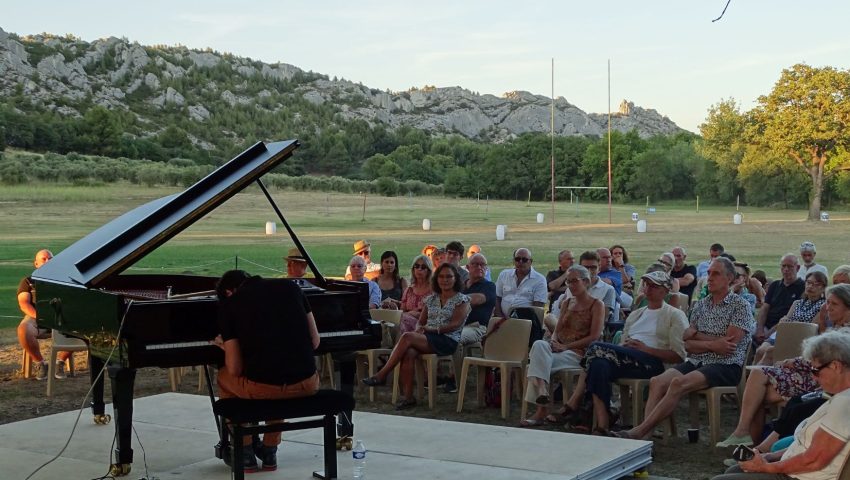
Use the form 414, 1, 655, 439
319, 330, 363, 338
146, 341, 213, 350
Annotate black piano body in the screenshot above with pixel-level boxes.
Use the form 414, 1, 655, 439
31, 140, 380, 475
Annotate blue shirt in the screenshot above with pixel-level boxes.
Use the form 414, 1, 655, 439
597, 268, 623, 297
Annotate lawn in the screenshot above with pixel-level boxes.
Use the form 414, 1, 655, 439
1, 182, 848, 327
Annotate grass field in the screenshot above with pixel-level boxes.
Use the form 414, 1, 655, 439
1, 182, 848, 328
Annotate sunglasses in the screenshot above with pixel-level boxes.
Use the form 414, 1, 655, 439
357, 250, 371, 256
514, 257, 531, 263
412, 264, 429, 270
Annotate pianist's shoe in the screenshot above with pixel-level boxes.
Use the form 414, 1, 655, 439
54, 360, 67, 379
254, 444, 278, 471
223, 444, 259, 473
33, 361, 48, 381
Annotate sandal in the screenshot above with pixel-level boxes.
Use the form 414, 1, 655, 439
544, 405, 575, 424
394, 398, 417, 410
520, 417, 545, 428
361, 376, 387, 387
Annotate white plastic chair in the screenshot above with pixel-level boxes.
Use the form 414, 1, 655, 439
356, 309, 403, 401
46, 330, 88, 397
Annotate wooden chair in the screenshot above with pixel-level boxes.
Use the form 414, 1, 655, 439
356, 309, 402, 402
456, 318, 532, 419
688, 344, 752, 445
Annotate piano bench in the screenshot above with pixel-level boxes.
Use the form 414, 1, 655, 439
213, 389, 355, 480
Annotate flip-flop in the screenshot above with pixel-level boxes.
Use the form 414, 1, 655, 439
544, 405, 575, 424
520, 417, 545, 428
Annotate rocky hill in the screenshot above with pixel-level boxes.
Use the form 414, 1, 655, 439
0, 27, 683, 149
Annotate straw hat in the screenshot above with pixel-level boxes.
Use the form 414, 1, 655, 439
353, 240, 371, 255
285, 247, 306, 262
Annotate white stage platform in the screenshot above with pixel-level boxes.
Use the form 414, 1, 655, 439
2, 393, 657, 480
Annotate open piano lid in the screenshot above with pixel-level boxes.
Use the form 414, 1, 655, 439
32, 140, 299, 288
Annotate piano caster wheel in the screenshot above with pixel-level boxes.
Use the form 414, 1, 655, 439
336, 436, 353, 451
93, 414, 112, 425
108, 463, 131, 476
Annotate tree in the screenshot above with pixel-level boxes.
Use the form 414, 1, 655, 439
748, 64, 850, 220
697, 99, 747, 202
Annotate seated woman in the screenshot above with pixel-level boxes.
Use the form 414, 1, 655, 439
374, 250, 408, 309
556, 271, 688, 434
520, 265, 605, 427
399, 255, 434, 333
362, 263, 470, 410
732, 263, 759, 315
610, 244, 636, 298
710, 329, 850, 480
716, 284, 850, 448
754, 271, 827, 365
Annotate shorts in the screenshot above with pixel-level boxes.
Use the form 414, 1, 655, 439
424, 332, 459, 356
672, 360, 742, 388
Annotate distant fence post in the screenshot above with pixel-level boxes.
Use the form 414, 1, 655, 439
696, 195, 699, 213
361, 193, 367, 222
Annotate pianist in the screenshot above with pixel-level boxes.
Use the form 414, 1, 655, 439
215, 269, 320, 472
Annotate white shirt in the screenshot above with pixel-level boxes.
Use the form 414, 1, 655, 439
798, 263, 828, 280
550, 279, 616, 319
782, 388, 850, 480
625, 307, 661, 348
495, 267, 548, 315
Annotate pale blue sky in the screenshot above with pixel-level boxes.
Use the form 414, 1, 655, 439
4, 1, 849, 132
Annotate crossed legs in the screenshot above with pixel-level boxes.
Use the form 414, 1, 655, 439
371, 332, 434, 400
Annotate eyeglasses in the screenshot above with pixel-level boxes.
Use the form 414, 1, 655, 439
780, 264, 796, 270
514, 257, 531, 263
349, 264, 364, 269
809, 361, 831, 376
805, 280, 824, 287
412, 264, 429, 270
468, 262, 487, 268
583, 264, 598, 270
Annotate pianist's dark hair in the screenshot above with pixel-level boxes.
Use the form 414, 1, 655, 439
216, 269, 251, 300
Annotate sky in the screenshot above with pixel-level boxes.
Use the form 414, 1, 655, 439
3, 1, 850, 132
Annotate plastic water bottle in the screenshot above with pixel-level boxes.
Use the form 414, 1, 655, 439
352, 440, 367, 479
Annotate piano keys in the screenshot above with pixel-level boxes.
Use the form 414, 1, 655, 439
31, 139, 381, 476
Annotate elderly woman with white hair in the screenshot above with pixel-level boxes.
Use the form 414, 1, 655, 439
711, 329, 850, 480
520, 265, 605, 427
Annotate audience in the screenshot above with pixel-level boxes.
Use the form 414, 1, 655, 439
716, 283, 849, 449
374, 250, 408, 309
797, 241, 828, 280
756, 254, 805, 344
697, 243, 725, 279
348, 255, 381, 309
345, 240, 380, 281
362, 264, 470, 410
615, 258, 754, 440
671, 246, 697, 303
548, 251, 616, 330
547, 249, 575, 304
493, 247, 548, 320
444, 241, 469, 283
711, 330, 850, 480
560, 271, 688, 434
284, 247, 308, 278
464, 244, 491, 281
596, 248, 623, 297
399, 255, 434, 333
520, 265, 605, 427
610, 245, 636, 294
732, 262, 758, 315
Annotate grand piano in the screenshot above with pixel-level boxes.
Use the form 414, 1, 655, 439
31, 140, 381, 476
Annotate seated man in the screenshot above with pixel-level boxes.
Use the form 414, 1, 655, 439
797, 241, 828, 280
696, 243, 724, 280
547, 249, 574, 305
447, 253, 496, 393
215, 270, 320, 472
344, 240, 380, 280
464, 244, 491, 281
616, 257, 754, 440
284, 247, 308, 278
348, 256, 381, 309
756, 254, 805, 344
17, 249, 71, 380
493, 247, 547, 320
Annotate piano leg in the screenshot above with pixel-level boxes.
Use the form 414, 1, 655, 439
107, 366, 136, 476
332, 353, 355, 450
89, 354, 111, 424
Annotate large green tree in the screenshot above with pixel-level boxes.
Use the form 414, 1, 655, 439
748, 64, 850, 220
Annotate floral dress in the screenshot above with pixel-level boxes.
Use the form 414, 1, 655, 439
763, 357, 818, 400
399, 285, 430, 333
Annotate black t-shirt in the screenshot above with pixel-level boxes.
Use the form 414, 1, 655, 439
546, 268, 567, 302
17, 276, 33, 297
218, 277, 316, 385
671, 264, 697, 302
463, 279, 496, 326
763, 278, 805, 329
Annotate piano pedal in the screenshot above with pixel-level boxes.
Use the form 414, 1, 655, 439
108, 463, 131, 476
336, 436, 353, 451
93, 414, 112, 425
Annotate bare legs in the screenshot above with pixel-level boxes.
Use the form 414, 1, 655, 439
18, 318, 43, 363
623, 369, 708, 440
728, 368, 784, 441
371, 332, 434, 399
